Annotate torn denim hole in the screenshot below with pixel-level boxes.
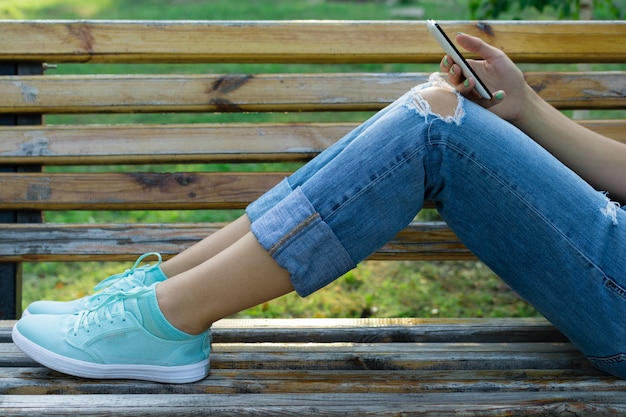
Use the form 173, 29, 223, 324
408, 72, 465, 126
599, 191, 621, 226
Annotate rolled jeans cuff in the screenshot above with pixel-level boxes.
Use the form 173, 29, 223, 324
246, 178, 293, 223
249, 187, 356, 297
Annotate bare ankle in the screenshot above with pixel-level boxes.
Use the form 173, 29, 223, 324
155, 282, 211, 335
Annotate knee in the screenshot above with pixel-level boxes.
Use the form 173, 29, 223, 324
418, 87, 459, 118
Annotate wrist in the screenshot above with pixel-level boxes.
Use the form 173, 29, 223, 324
510, 84, 542, 129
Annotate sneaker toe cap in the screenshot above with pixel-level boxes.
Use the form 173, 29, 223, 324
13, 314, 94, 362
24, 298, 86, 315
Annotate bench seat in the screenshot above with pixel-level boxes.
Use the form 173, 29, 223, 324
1, 318, 625, 416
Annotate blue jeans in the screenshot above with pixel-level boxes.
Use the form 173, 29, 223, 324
246, 78, 626, 379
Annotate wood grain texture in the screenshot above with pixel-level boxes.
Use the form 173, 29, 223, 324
0, 123, 349, 164
0, 72, 623, 114
0, 20, 624, 63
0, 172, 284, 210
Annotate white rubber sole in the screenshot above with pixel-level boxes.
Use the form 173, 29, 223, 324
12, 325, 209, 384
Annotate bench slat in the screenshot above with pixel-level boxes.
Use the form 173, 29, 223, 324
0, 367, 620, 395
0, 222, 473, 262
1, 72, 624, 114
0, 21, 624, 64
1, 392, 625, 416
0, 172, 283, 210
1, 120, 624, 165
1, 341, 588, 372
0, 123, 348, 165
210, 317, 568, 343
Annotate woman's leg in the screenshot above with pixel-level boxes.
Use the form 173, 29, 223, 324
157, 232, 293, 334
159, 215, 252, 278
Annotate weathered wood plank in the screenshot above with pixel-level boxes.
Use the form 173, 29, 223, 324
0, 222, 474, 262
0, 392, 624, 416
0, 340, 590, 372
0, 367, 620, 396
208, 343, 591, 372
0, 21, 624, 64
210, 317, 568, 343
0, 73, 420, 114
1, 119, 624, 165
0, 123, 349, 165
0, 72, 623, 114
524, 71, 626, 110
0, 172, 284, 210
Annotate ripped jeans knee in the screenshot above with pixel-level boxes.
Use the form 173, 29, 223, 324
408, 73, 466, 125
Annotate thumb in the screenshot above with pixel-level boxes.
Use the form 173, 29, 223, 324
481, 89, 506, 109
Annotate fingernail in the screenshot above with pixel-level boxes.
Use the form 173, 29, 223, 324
495, 91, 504, 100
443, 56, 450, 67
463, 79, 470, 87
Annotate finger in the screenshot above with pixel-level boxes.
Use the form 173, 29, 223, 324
481, 89, 506, 108
441, 56, 465, 86
456, 76, 475, 96
455, 33, 503, 61
440, 55, 452, 72
455, 77, 505, 106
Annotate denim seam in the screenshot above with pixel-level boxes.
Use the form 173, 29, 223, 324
268, 212, 320, 256
587, 353, 626, 364
605, 277, 626, 301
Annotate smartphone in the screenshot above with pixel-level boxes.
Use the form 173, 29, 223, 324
426, 19, 492, 100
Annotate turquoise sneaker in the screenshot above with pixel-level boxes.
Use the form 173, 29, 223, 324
12, 284, 211, 383
23, 252, 167, 316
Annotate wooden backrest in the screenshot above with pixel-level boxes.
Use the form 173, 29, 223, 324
0, 20, 625, 263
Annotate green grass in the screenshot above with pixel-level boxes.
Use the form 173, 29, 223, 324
10, 0, 546, 320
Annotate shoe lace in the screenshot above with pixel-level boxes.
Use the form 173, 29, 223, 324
73, 287, 151, 336
87, 252, 162, 304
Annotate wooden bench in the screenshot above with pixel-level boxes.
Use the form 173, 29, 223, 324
0, 20, 625, 415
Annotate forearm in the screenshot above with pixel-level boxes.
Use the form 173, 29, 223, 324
512, 85, 626, 204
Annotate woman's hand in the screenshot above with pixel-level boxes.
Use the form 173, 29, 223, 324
441, 35, 626, 203
440, 33, 528, 123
